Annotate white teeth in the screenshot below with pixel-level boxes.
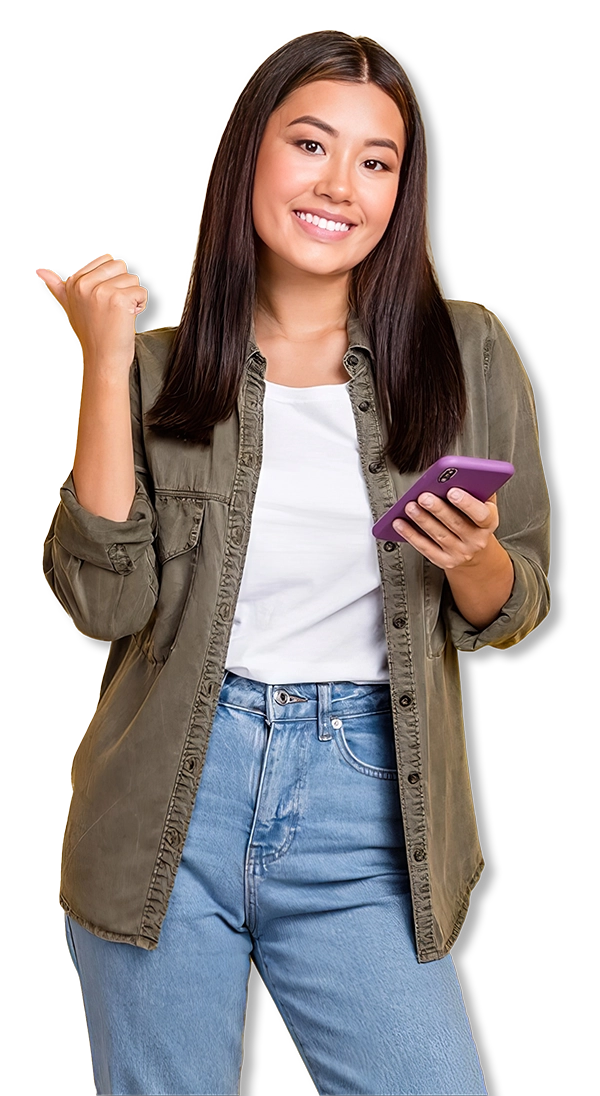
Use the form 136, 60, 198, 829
294, 211, 352, 232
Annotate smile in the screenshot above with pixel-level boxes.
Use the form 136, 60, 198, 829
293, 209, 355, 234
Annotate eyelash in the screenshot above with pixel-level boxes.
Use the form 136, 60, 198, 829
294, 139, 390, 172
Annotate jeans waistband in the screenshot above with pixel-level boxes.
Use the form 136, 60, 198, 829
218, 669, 391, 723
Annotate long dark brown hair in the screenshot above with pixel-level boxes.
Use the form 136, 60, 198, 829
144, 30, 466, 473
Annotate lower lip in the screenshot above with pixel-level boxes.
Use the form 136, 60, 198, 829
291, 211, 355, 243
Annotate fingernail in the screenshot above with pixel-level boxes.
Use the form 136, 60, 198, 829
449, 488, 462, 501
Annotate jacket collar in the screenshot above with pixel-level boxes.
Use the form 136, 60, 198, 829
245, 309, 373, 375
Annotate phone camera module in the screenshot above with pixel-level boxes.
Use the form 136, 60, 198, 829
438, 467, 458, 483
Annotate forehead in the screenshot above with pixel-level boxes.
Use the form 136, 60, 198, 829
269, 79, 405, 141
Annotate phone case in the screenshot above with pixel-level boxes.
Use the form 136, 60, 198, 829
372, 455, 515, 543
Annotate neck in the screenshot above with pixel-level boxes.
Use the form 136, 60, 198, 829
254, 243, 351, 344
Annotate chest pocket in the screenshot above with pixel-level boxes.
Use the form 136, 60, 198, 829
138, 493, 206, 663
423, 559, 448, 659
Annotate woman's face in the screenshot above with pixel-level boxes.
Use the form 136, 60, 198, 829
252, 79, 407, 278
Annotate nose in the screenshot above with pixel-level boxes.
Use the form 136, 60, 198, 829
315, 151, 354, 205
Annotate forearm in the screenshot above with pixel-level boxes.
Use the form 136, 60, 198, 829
444, 535, 515, 630
72, 357, 136, 522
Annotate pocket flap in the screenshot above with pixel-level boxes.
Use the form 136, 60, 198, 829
154, 495, 205, 562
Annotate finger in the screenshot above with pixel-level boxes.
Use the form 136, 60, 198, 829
72, 250, 115, 278
90, 275, 148, 314
71, 257, 129, 293
444, 488, 496, 527
36, 268, 67, 308
416, 493, 476, 535
392, 517, 452, 568
408, 499, 465, 545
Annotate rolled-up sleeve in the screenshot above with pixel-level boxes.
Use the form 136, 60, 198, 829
43, 355, 159, 641
443, 309, 551, 651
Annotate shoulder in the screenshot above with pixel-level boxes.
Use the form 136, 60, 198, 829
444, 299, 494, 346
133, 326, 179, 401
134, 326, 178, 374
444, 299, 527, 379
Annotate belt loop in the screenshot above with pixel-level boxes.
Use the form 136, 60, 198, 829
265, 682, 275, 727
317, 682, 332, 740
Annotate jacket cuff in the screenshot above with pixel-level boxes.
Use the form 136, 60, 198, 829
54, 470, 156, 574
442, 549, 550, 651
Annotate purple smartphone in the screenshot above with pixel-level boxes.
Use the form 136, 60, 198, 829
372, 455, 515, 543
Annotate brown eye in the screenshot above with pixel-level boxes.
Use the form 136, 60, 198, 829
297, 140, 324, 155
364, 159, 387, 171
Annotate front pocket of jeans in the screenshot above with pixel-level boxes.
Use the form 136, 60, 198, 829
332, 710, 399, 779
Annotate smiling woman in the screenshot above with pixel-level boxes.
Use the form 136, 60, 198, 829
251, 80, 406, 386
40, 27, 550, 1096
144, 34, 468, 472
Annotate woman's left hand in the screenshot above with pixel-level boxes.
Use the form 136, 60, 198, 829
392, 488, 499, 571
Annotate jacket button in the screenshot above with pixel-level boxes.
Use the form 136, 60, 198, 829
358, 400, 370, 411
347, 354, 359, 366
369, 461, 383, 473
384, 541, 396, 552
413, 847, 426, 862
407, 771, 420, 784
399, 693, 412, 708
392, 615, 406, 628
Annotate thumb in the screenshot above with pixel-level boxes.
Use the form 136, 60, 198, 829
36, 268, 68, 308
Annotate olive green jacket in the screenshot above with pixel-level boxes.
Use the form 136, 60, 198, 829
43, 300, 551, 963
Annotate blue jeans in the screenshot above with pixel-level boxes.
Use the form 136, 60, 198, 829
65, 670, 488, 1096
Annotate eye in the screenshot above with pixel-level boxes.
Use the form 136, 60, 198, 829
293, 143, 390, 173
295, 139, 325, 155
363, 159, 390, 172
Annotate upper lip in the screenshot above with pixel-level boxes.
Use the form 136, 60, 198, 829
293, 206, 357, 226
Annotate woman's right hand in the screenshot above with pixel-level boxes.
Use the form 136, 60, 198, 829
36, 253, 148, 374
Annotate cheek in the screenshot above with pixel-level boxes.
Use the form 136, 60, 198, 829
254, 149, 315, 215
362, 180, 398, 237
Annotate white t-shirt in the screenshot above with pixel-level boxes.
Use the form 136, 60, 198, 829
224, 378, 390, 685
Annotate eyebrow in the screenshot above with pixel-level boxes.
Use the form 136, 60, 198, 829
286, 114, 400, 158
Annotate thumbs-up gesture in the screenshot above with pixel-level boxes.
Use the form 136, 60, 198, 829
36, 253, 148, 375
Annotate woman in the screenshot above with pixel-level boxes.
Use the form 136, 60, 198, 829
39, 30, 550, 1096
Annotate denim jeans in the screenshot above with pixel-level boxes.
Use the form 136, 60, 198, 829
65, 670, 488, 1096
